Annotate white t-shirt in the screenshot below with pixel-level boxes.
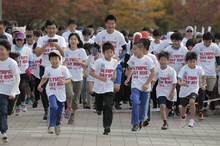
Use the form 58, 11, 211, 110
25, 44, 33, 50
149, 40, 162, 55
178, 65, 205, 97
82, 39, 94, 45
126, 40, 132, 55
90, 35, 96, 41
11, 45, 33, 74
155, 40, 171, 53
145, 53, 159, 68
62, 30, 83, 43
182, 38, 188, 46
91, 58, 118, 94
64, 47, 87, 81
32, 54, 41, 79
192, 42, 220, 76
94, 30, 126, 58
127, 55, 155, 92
164, 45, 188, 75
4, 32, 13, 45
0, 58, 20, 95
86, 55, 95, 82
37, 34, 66, 67
42, 65, 72, 102
153, 66, 177, 101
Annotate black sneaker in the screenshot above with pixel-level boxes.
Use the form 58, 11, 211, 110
167, 109, 174, 118
43, 111, 47, 120
103, 126, 111, 135
161, 122, 168, 130
32, 100, 38, 108
30, 94, 35, 102
143, 119, 149, 126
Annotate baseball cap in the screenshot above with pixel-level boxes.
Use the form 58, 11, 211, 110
141, 31, 149, 38
5, 27, 12, 33
133, 32, 142, 43
166, 32, 174, 44
12, 27, 20, 33
49, 50, 61, 58
96, 27, 104, 33
14, 32, 24, 40
185, 26, 194, 32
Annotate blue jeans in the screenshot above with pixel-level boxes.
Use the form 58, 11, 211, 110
48, 95, 65, 127
114, 64, 122, 85
0, 94, 18, 133
144, 93, 152, 121
130, 88, 149, 125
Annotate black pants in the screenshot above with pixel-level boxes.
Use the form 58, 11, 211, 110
32, 75, 41, 101
151, 80, 158, 108
17, 74, 30, 106
40, 65, 49, 111
175, 84, 180, 108
0, 94, 18, 133
95, 92, 114, 128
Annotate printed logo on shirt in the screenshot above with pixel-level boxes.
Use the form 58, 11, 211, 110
66, 53, 69, 57
114, 37, 117, 40
200, 48, 203, 52
47, 72, 51, 77
101, 63, 105, 68
132, 61, 135, 65
43, 40, 47, 44
102, 36, 106, 40
78, 54, 81, 57
184, 71, 188, 75
169, 51, 173, 55
156, 72, 159, 76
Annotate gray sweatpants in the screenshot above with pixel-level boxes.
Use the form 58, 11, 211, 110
81, 77, 91, 103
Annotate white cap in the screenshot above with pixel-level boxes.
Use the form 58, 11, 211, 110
166, 32, 174, 44
185, 26, 194, 32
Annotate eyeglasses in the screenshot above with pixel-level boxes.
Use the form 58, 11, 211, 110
186, 30, 193, 33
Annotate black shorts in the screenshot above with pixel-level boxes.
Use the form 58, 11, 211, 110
180, 93, 197, 107
158, 96, 173, 110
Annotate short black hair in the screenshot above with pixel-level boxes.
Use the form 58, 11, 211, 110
26, 24, 34, 31
45, 19, 58, 28
0, 39, 19, 60
133, 41, 144, 49
0, 34, 7, 40
83, 43, 92, 54
102, 42, 114, 52
11, 21, 18, 27
139, 38, 151, 51
82, 28, 91, 36
3, 20, 9, 26
33, 30, 42, 37
41, 26, 46, 31
68, 18, 78, 26
153, 29, 162, 36
158, 51, 170, 60
105, 15, 116, 23
26, 33, 34, 38
203, 32, 214, 41
120, 29, 129, 43
87, 24, 94, 29
33, 42, 37, 49
0, 21, 5, 26
185, 51, 197, 61
58, 25, 66, 31
142, 26, 151, 33
68, 33, 83, 48
186, 38, 197, 49
214, 32, 220, 40
49, 52, 61, 60
128, 33, 133, 38
170, 32, 183, 40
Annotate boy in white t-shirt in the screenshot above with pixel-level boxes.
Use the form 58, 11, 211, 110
178, 52, 206, 127
152, 51, 177, 130
164, 32, 188, 117
38, 50, 71, 135
89, 42, 118, 135
149, 29, 162, 55
192, 32, 220, 119
125, 42, 155, 132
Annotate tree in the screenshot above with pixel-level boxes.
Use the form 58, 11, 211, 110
173, 0, 220, 30
108, 0, 165, 32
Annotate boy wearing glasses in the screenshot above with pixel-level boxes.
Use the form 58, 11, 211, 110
182, 26, 194, 46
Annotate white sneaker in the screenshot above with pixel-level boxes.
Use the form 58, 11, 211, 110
2, 134, 8, 143
188, 119, 195, 127
21, 104, 27, 112
181, 114, 186, 128
55, 125, 61, 135
48, 127, 54, 134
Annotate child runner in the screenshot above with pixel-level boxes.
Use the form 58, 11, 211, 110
11, 32, 33, 115
38, 50, 71, 135
139, 38, 159, 126
89, 42, 117, 135
0, 40, 20, 143
152, 51, 177, 130
63, 33, 87, 124
82, 28, 94, 44
31, 43, 42, 108
125, 41, 155, 131
149, 29, 162, 55
186, 38, 197, 51
178, 52, 206, 127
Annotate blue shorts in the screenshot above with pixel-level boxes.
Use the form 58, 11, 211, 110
114, 64, 122, 85
158, 96, 173, 110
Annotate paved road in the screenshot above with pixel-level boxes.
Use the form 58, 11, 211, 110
3, 102, 220, 146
